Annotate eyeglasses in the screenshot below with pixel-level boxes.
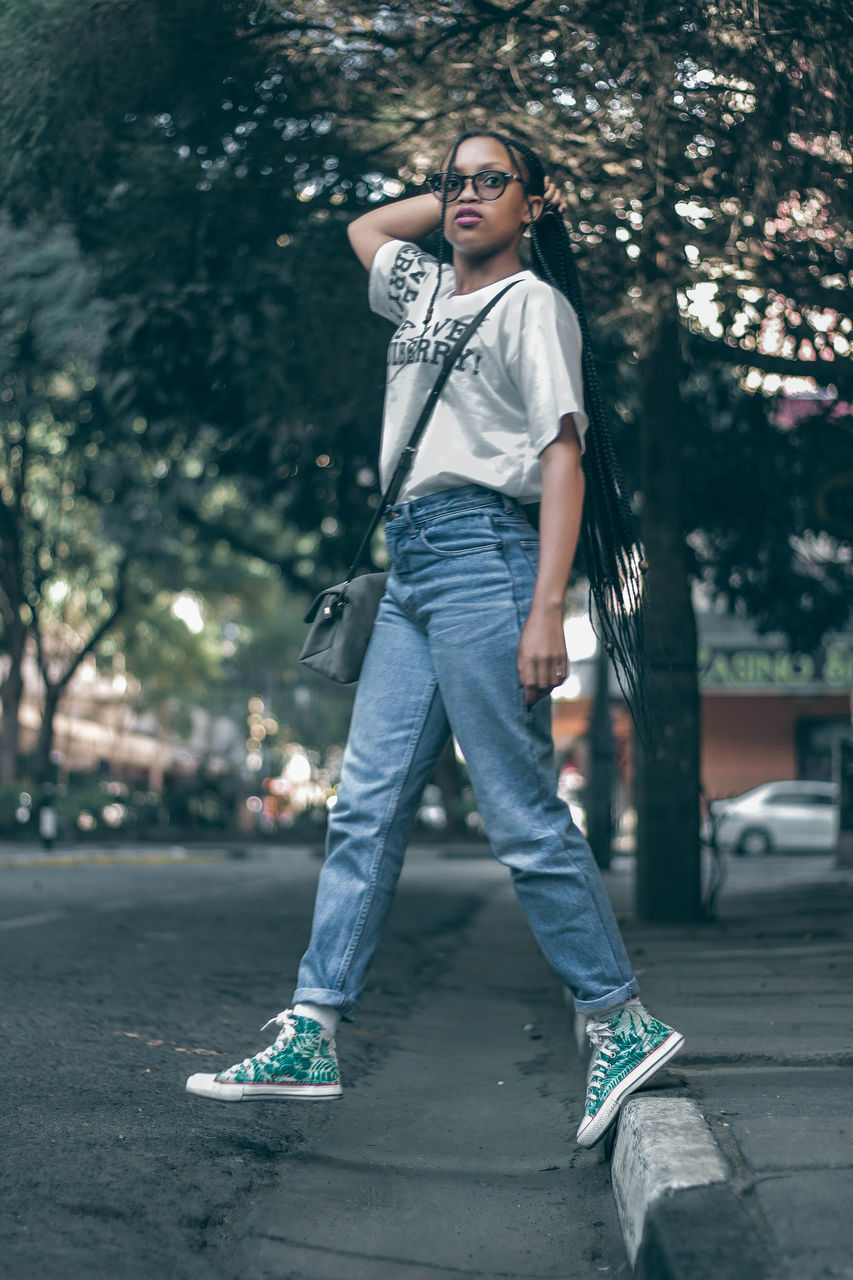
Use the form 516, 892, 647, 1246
428, 169, 520, 202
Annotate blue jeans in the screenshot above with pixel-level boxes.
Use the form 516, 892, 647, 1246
294, 485, 638, 1016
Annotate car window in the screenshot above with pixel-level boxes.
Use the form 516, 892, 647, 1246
765, 791, 833, 807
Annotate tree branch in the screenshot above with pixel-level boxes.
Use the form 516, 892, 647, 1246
686, 329, 853, 393
175, 504, 317, 594
35, 557, 130, 696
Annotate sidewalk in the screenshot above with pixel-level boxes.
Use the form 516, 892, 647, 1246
599, 852, 853, 1280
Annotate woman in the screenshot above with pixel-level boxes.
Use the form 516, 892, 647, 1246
187, 132, 683, 1148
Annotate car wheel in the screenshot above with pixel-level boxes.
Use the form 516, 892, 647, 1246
737, 827, 773, 857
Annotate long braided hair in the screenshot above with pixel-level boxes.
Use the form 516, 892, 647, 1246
429, 131, 648, 730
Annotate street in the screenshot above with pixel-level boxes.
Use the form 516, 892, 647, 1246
0, 843, 628, 1279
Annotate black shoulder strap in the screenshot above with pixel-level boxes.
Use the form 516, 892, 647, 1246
344, 279, 519, 580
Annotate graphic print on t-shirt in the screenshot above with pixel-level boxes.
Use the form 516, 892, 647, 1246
388, 318, 483, 375
369, 238, 588, 502
386, 242, 431, 317
386, 242, 483, 375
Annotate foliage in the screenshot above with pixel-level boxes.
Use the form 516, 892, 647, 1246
3, 0, 848, 632
684, 385, 853, 648
0, 212, 287, 777
0, 0, 391, 592
214, 573, 357, 755
0, 214, 116, 776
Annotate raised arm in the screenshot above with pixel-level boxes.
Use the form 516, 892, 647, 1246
347, 193, 442, 271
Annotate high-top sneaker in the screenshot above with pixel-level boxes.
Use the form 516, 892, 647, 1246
576, 1004, 684, 1147
186, 1009, 342, 1101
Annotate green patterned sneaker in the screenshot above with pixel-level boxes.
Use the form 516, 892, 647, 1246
576, 1003, 684, 1148
186, 1009, 342, 1101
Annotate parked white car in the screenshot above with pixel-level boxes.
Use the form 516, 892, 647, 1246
704, 780, 839, 855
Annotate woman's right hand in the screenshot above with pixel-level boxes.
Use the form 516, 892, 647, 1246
347, 193, 442, 271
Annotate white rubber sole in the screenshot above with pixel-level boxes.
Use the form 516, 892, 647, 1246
186, 1072, 343, 1101
576, 1030, 685, 1148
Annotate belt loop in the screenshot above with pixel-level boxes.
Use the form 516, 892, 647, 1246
500, 492, 515, 514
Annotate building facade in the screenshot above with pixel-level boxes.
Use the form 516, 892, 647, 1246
553, 603, 852, 801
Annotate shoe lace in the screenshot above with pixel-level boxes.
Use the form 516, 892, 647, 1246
260, 1008, 298, 1038
230, 1009, 298, 1074
585, 1018, 618, 1098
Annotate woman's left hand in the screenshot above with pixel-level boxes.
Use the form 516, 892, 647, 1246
542, 176, 566, 216
518, 605, 568, 706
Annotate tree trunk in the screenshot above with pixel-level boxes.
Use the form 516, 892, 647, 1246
635, 307, 702, 922
0, 620, 27, 783
33, 681, 64, 785
586, 640, 614, 869
835, 737, 853, 868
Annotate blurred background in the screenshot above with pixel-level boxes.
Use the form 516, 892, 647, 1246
0, 0, 850, 921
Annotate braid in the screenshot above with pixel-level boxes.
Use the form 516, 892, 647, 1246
447, 130, 649, 731
424, 138, 461, 324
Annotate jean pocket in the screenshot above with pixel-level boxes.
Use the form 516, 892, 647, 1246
419, 511, 502, 557
519, 538, 540, 572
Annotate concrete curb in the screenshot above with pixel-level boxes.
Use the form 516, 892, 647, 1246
612, 1096, 728, 1263
572, 1007, 778, 1278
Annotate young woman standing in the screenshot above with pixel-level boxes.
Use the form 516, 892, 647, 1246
187, 132, 683, 1148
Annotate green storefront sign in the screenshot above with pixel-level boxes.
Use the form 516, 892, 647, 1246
698, 641, 853, 691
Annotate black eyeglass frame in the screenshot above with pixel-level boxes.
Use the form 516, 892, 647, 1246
427, 169, 522, 202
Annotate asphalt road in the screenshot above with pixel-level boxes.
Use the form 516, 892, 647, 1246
0, 843, 627, 1279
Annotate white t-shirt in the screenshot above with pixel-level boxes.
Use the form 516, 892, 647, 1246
368, 239, 588, 503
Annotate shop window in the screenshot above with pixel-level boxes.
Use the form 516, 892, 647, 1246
796, 718, 853, 782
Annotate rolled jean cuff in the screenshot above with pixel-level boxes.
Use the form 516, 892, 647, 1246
570, 977, 639, 1014
292, 987, 354, 1019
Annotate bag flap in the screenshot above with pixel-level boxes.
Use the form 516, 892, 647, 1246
303, 584, 346, 624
